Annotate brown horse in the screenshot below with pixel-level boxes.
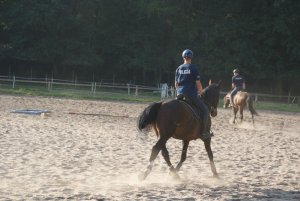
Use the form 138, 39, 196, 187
223, 91, 258, 123
137, 81, 222, 180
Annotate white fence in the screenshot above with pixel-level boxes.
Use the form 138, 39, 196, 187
0, 75, 299, 105
0, 75, 163, 98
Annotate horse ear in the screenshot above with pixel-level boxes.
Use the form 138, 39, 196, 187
209, 79, 212, 85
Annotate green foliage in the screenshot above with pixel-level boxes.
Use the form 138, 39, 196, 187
1, 0, 300, 94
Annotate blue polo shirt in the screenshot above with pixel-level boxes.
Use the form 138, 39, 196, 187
232, 74, 244, 88
175, 63, 200, 98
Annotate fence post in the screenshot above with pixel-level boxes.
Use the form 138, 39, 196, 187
127, 83, 130, 95
51, 78, 53, 91
94, 82, 97, 95
161, 83, 168, 99
170, 86, 175, 98
91, 82, 94, 93
135, 85, 138, 97
12, 76, 15, 88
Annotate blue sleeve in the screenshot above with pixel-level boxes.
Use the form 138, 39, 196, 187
191, 65, 200, 81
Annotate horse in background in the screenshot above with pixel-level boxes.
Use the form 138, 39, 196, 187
223, 91, 258, 124
137, 81, 222, 180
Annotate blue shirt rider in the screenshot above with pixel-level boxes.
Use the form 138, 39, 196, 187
230, 68, 246, 106
175, 49, 211, 139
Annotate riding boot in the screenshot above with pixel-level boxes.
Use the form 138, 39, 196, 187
194, 96, 211, 139
201, 114, 211, 139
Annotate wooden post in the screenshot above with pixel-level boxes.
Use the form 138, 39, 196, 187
91, 82, 96, 96
127, 84, 130, 95
135, 85, 138, 97
91, 82, 94, 93
45, 75, 48, 88
51, 77, 53, 91
12, 76, 15, 88
170, 86, 175, 98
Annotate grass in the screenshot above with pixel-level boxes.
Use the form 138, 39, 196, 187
253, 101, 300, 113
1, 84, 299, 113
0, 84, 161, 103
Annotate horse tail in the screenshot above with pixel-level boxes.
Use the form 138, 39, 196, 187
137, 101, 163, 133
247, 95, 258, 116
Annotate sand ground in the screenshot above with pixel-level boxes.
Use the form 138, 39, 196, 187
0, 95, 299, 200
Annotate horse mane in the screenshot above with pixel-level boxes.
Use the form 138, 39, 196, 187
201, 83, 220, 108
202, 83, 217, 97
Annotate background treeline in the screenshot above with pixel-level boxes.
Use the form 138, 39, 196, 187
0, 0, 299, 95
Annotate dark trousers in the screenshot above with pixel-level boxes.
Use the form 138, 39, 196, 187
230, 87, 243, 104
192, 96, 209, 133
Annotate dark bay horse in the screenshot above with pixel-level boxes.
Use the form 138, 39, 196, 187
137, 81, 222, 180
223, 91, 258, 123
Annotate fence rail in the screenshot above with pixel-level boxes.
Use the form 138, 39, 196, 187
0, 75, 299, 105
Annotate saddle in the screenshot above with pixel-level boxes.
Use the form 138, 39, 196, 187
176, 94, 201, 119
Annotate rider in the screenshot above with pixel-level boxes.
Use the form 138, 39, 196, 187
230, 68, 246, 107
175, 49, 211, 139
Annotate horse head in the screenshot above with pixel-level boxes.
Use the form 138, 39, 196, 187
201, 80, 222, 117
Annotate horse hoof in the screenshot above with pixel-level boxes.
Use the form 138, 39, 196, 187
138, 172, 147, 181
169, 171, 180, 180
213, 173, 219, 179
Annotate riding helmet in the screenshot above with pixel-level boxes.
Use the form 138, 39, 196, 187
182, 49, 193, 59
233, 68, 240, 74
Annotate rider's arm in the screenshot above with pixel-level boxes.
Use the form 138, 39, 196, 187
175, 68, 179, 89
231, 76, 235, 89
196, 80, 203, 95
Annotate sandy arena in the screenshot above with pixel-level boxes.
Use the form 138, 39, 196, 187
0, 95, 299, 200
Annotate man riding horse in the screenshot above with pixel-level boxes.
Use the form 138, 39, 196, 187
175, 49, 211, 139
230, 68, 246, 107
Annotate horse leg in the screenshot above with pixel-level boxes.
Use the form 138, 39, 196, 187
239, 107, 243, 122
138, 137, 166, 181
161, 143, 180, 179
204, 138, 219, 178
233, 107, 238, 124
175, 140, 189, 171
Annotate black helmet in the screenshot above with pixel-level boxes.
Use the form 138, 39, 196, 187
233, 68, 239, 74
182, 49, 193, 59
